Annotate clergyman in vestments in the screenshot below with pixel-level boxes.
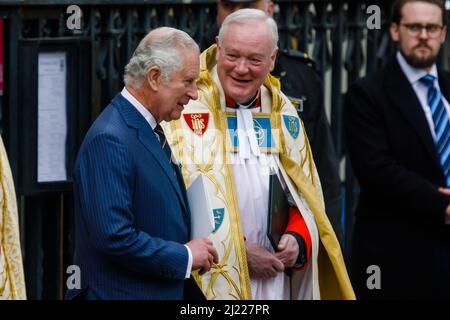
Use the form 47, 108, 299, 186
164, 9, 354, 300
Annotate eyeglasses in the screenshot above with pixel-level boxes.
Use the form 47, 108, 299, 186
400, 23, 445, 38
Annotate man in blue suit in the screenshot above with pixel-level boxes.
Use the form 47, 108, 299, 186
66, 27, 218, 300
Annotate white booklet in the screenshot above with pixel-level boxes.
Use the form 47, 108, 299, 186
187, 173, 215, 239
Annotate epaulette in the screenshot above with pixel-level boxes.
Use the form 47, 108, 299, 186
280, 48, 316, 67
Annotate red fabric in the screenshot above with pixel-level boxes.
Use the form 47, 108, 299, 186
225, 90, 261, 109
285, 206, 312, 264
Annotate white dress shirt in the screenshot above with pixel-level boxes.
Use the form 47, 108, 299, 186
121, 87, 193, 279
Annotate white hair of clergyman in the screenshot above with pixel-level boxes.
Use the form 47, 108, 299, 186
124, 27, 199, 88
218, 8, 278, 54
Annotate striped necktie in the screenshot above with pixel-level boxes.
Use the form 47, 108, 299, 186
154, 123, 172, 164
155, 124, 187, 221
420, 74, 450, 186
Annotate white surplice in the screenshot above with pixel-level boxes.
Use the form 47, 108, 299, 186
227, 105, 291, 300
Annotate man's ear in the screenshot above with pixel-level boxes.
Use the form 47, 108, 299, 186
390, 22, 400, 42
269, 48, 279, 72
440, 25, 447, 44
147, 66, 161, 91
267, 1, 275, 17
215, 36, 221, 60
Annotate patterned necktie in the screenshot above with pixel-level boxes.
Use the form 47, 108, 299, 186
154, 123, 172, 164
420, 74, 450, 186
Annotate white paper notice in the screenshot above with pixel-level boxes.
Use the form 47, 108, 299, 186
37, 52, 67, 182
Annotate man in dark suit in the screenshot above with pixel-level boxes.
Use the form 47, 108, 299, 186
209, 0, 343, 244
345, 0, 450, 299
66, 27, 218, 300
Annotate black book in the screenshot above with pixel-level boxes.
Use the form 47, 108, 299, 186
267, 173, 290, 251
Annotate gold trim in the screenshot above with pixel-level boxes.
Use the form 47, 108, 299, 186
0, 136, 26, 300
1, 145, 12, 299
200, 45, 252, 299
265, 70, 355, 299
216, 110, 252, 300
278, 118, 355, 299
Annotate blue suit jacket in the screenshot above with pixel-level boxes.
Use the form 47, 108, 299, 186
66, 94, 192, 300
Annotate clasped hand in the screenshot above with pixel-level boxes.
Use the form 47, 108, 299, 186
246, 234, 299, 279
438, 188, 450, 222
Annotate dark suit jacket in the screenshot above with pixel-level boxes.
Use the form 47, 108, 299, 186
66, 94, 195, 300
345, 57, 450, 299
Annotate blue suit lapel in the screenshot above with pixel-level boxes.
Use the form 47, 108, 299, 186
136, 128, 190, 216
112, 94, 189, 217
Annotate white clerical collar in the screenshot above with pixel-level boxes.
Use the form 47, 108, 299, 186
396, 51, 438, 86
237, 94, 258, 109
121, 87, 157, 130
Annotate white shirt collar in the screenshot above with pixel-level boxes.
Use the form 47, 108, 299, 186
121, 87, 157, 130
396, 51, 438, 85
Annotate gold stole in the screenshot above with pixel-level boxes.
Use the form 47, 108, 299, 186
0, 136, 26, 300
165, 44, 355, 300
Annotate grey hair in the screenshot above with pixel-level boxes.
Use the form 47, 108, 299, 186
124, 27, 199, 88
218, 8, 278, 53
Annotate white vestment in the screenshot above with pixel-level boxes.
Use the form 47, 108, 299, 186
228, 106, 290, 299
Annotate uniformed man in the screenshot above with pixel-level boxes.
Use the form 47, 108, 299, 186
203, 0, 343, 244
